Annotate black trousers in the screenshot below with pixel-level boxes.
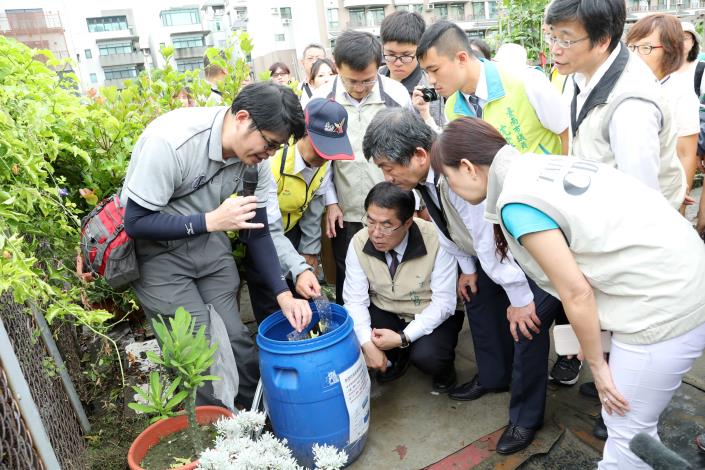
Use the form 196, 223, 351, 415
369, 303, 464, 376
331, 221, 363, 304
245, 224, 302, 324
464, 263, 562, 429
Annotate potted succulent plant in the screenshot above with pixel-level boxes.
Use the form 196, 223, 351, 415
127, 307, 232, 470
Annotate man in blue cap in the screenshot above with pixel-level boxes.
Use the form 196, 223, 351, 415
245, 98, 354, 323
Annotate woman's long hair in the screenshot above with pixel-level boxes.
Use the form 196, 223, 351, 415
430, 117, 511, 260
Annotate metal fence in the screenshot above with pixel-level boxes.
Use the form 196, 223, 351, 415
0, 292, 86, 469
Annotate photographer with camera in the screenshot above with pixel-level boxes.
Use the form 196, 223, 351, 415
417, 21, 569, 154
378, 11, 445, 132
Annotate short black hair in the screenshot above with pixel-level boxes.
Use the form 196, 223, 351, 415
363, 108, 434, 164
417, 20, 472, 60
469, 38, 491, 59
380, 11, 426, 46
364, 181, 415, 223
231, 82, 305, 141
268, 62, 290, 75
303, 43, 325, 58
334, 30, 382, 71
686, 31, 700, 62
545, 0, 625, 52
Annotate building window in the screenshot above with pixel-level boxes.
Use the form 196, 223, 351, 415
396, 4, 423, 14
472, 1, 485, 19
234, 8, 247, 20
349, 7, 384, 27
90, 73, 97, 83
280, 7, 292, 20
449, 3, 465, 20
86, 15, 128, 32
434, 4, 449, 19
488, 1, 498, 18
176, 58, 202, 72
160, 8, 200, 27
274, 33, 286, 42
98, 41, 132, 56
84, 48, 92, 59
327, 8, 339, 30
172, 35, 204, 49
103, 66, 138, 80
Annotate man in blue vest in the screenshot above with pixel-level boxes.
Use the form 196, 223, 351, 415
245, 98, 354, 323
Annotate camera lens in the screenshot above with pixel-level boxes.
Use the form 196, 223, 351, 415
421, 87, 438, 102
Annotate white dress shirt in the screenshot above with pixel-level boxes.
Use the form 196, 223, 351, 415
465, 61, 569, 135
343, 229, 458, 345
566, 44, 662, 191
421, 168, 534, 307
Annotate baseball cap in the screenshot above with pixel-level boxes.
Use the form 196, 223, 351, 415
304, 98, 354, 160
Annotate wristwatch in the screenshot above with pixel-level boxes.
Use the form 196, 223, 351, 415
399, 331, 410, 349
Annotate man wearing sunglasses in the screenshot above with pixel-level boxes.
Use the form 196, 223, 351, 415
121, 82, 311, 409
344, 182, 461, 392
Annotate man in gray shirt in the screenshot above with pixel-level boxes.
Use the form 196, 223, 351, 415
121, 82, 314, 407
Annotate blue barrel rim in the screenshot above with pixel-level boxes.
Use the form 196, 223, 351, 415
257, 302, 355, 354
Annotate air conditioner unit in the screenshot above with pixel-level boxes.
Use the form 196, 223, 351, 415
426, 4, 435, 11
282, 18, 292, 25
271, 7, 280, 15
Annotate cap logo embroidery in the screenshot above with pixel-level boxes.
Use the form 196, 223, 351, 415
324, 118, 346, 134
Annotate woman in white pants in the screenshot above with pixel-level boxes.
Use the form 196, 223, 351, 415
432, 117, 705, 469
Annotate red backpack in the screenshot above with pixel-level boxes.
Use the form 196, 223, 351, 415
80, 195, 138, 289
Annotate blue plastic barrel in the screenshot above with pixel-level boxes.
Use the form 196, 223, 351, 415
257, 302, 370, 468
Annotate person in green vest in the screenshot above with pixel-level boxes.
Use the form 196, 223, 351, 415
245, 98, 354, 323
416, 21, 569, 156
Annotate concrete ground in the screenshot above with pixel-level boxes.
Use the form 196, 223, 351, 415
241, 186, 705, 469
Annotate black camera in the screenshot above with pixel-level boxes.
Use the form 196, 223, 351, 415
419, 87, 439, 102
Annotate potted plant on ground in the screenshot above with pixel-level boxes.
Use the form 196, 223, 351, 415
127, 307, 232, 470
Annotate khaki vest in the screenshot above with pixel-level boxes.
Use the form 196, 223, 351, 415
570, 52, 685, 209
351, 219, 439, 320
317, 75, 410, 222
437, 176, 477, 256
270, 145, 328, 232
445, 60, 562, 155
485, 148, 705, 345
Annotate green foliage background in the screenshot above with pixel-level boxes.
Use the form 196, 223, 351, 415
495, 0, 549, 66
0, 32, 254, 333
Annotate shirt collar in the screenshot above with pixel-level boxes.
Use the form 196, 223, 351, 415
461, 60, 488, 104
392, 231, 410, 257
209, 107, 229, 163
573, 43, 622, 95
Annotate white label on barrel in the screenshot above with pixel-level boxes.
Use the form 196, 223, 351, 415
338, 352, 371, 444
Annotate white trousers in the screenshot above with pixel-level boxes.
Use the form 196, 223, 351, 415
598, 321, 705, 469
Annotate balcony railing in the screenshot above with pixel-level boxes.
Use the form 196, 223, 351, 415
99, 52, 145, 68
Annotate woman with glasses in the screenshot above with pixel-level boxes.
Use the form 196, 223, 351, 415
433, 116, 705, 470
269, 62, 291, 85
627, 14, 699, 213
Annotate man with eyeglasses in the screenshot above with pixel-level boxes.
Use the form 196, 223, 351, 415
545, 0, 685, 210
313, 30, 412, 304
298, 43, 326, 107
417, 20, 569, 155
344, 182, 461, 390
121, 82, 314, 409
379, 11, 445, 131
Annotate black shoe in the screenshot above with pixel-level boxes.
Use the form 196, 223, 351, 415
593, 415, 607, 440
549, 355, 582, 385
448, 374, 507, 401
579, 381, 599, 399
432, 368, 457, 394
376, 353, 410, 384
496, 423, 536, 454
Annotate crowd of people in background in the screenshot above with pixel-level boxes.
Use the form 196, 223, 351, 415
119, 0, 705, 468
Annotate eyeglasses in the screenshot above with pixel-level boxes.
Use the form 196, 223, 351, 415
251, 116, 285, 152
362, 214, 404, 236
544, 34, 589, 49
339, 75, 377, 89
384, 54, 415, 64
271, 72, 289, 78
627, 44, 663, 55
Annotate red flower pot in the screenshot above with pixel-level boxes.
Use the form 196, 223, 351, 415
127, 405, 233, 470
